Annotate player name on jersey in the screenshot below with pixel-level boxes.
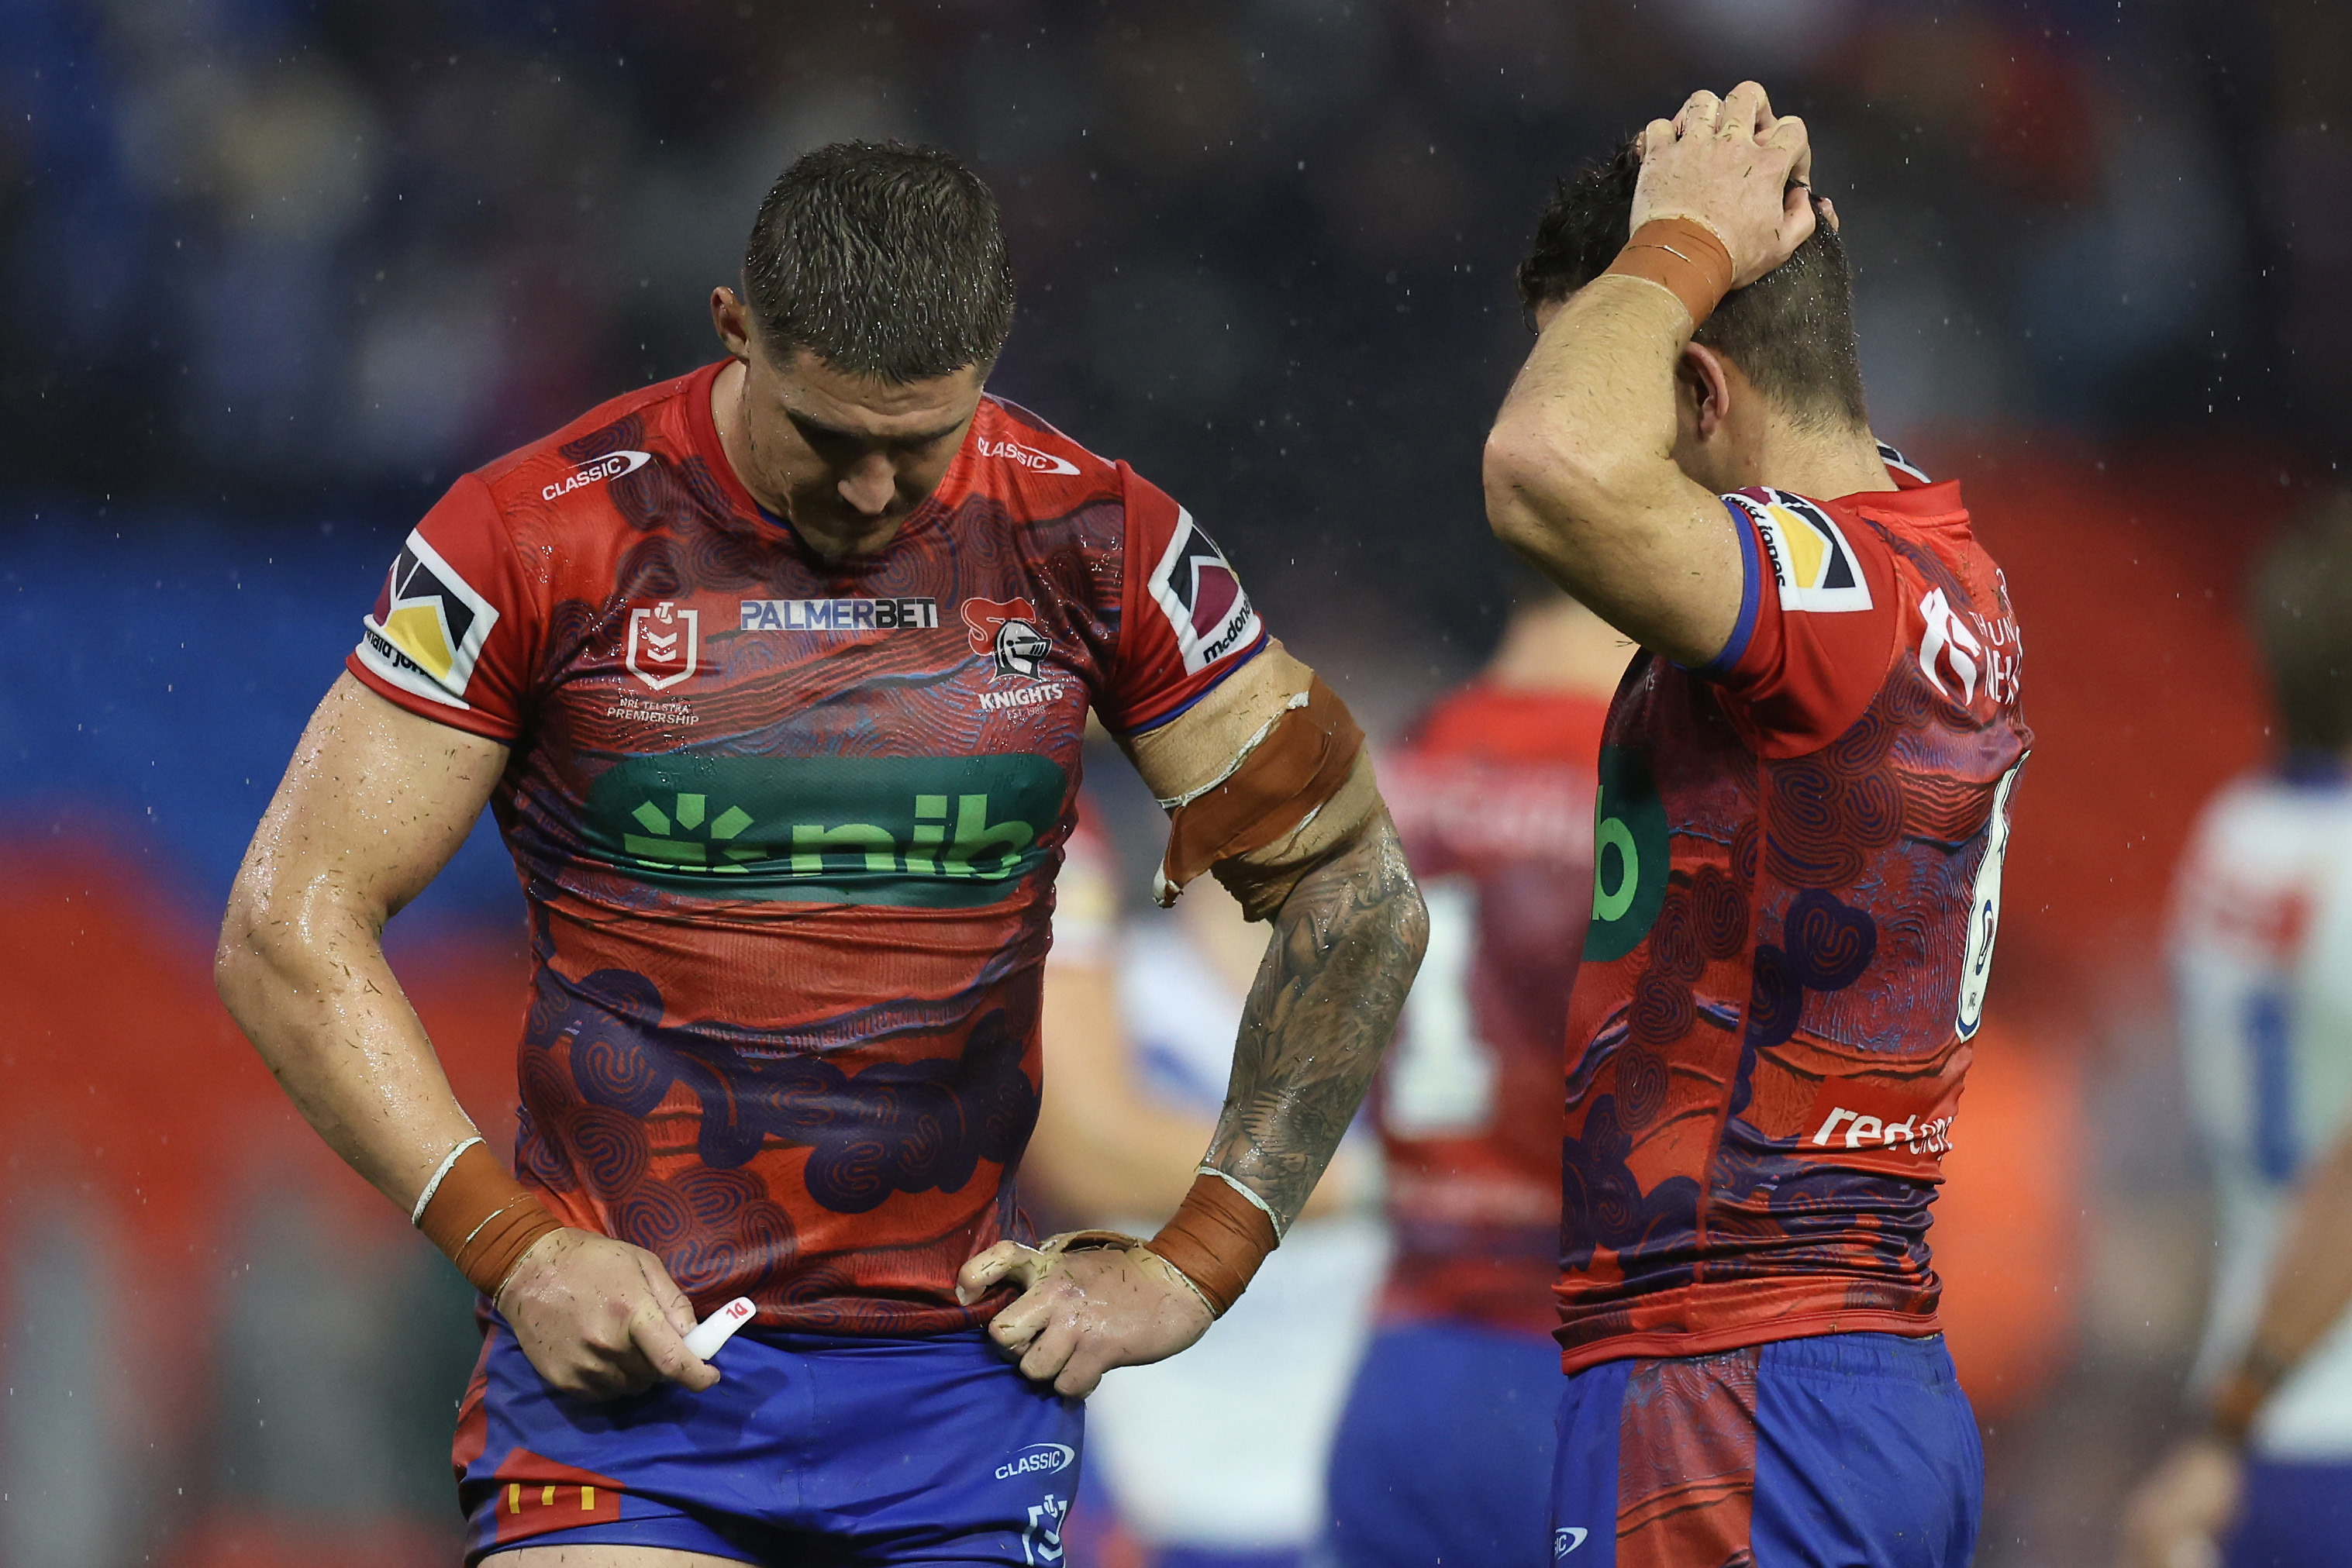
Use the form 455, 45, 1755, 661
740, 597, 940, 632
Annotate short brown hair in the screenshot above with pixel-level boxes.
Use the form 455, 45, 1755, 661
2251, 492, 2352, 753
1516, 140, 1867, 432
743, 141, 1016, 383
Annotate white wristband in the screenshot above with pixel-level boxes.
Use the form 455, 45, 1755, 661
1198, 1163, 1288, 1242
411, 1136, 484, 1226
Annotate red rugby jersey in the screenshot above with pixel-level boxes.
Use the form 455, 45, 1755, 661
1556, 446, 2031, 1372
1377, 685, 1609, 1335
347, 361, 1268, 1335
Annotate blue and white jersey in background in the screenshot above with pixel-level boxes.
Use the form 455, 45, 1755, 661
2174, 758, 2352, 1456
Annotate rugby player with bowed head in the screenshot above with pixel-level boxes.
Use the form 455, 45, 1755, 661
215, 141, 1426, 1565
1482, 84, 2030, 1564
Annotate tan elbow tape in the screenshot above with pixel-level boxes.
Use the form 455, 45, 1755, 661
416, 1142, 565, 1300
1143, 1173, 1280, 1318
1157, 675, 1365, 902
1604, 218, 1736, 328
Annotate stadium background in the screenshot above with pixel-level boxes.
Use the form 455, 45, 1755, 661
1, 0, 2343, 1563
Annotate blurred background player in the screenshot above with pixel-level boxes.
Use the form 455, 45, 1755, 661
1321, 578, 1624, 1566
2123, 495, 2352, 1568
1484, 86, 2031, 1565
214, 140, 1425, 1564
1029, 803, 1386, 1568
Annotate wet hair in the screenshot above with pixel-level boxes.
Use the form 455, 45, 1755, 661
2250, 492, 2352, 753
742, 141, 1015, 383
1515, 139, 1868, 432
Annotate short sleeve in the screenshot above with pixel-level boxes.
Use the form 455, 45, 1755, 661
345, 473, 538, 742
1095, 465, 1269, 734
1700, 488, 1902, 756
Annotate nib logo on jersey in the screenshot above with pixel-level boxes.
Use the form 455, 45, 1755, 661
585, 753, 1068, 908
1148, 511, 1261, 675
355, 529, 499, 711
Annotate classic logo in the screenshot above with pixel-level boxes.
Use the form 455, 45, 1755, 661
355, 529, 500, 711
1147, 510, 1261, 676
586, 753, 1068, 909
1554, 1528, 1589, 1557
977, 435, 1081, 476
542, 448, 651, 501
995, 1442, 1076, 1480
741, 597, 940, 632
626, 601, 699, 691
963, 598, 1053, 681
1584, 746, 1671, 962
1726, 488, 1874, 614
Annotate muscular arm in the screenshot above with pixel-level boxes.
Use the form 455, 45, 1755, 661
1482, 84, 1815, 665
218, 674, 714, 1399
215, 673, 505, 1207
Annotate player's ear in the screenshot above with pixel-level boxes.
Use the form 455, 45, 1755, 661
712, 287, 754, 362
1678, 340, 1735, 445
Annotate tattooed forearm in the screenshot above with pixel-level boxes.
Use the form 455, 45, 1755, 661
1207, 811, 1428, 1227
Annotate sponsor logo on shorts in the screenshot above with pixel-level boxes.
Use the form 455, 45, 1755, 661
740, 597, 940, 632
964, 598, 1054, 682
1724, 488, 1873, 614
542, 448, 651, 501
355, 529, 500, 711
978, 435, 1081, 476
1023, 1494, 1070, 1566
995, 1442, 1076, 1480
626, 600, 698, 691
1147, 510, 1260, 677
1554, 1527, 1589, 1557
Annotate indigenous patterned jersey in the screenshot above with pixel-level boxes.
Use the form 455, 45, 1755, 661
348, 361, 1267, 1335
2174, 758, 2352, 1456
1555, 448, 2031, 1372
1377, 684, 1610, 1335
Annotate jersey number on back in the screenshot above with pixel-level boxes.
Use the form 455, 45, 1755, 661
1384, 877, 1497, 1137
1955, 756, 2026, 1039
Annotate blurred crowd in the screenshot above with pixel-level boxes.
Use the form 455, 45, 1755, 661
5, 0, 2349, 663
5, 1, 2352, 1565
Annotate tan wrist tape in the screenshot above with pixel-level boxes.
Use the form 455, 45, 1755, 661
415, 1141, 565, 1299
1604, 218, 1737, 328
1157, 675, 1365, 903
1143, 1173, 1281, 1318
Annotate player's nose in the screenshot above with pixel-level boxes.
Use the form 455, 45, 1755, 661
838, 454, 896, 517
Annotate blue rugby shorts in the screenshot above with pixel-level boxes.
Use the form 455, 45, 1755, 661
1549, 1332, 1981, 1566
454, 1315, 1085, 1565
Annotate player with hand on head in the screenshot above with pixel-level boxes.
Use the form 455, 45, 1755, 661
2123, 496, 2352, 1568
216, 140, 1426, 1566
1483, 84, 2030, 1565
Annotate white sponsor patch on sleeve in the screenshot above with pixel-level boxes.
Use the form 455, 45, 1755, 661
354, 528, 500, 708
1725, 489, 1874, 615
1145, 509, 1262, 676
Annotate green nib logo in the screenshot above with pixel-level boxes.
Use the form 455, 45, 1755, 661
624, 793, 762, 872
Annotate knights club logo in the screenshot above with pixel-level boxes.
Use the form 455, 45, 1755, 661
626, 600, 699, 691
962, 597, 1052, 681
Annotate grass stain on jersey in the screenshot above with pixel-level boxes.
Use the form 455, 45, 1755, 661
587, 753, 1067, 908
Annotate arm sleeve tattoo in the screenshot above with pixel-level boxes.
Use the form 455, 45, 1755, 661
1204, 811, 1428, 1228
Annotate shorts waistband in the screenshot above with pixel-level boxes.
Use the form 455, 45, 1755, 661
1756, 1330, 1956, 1387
